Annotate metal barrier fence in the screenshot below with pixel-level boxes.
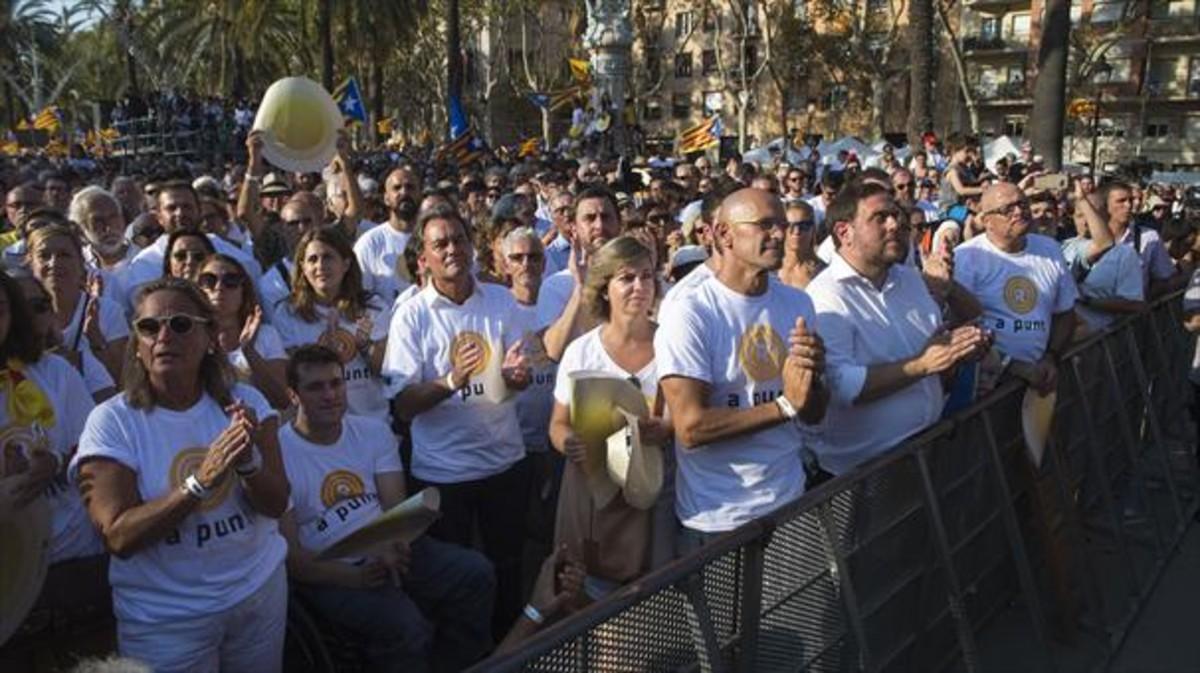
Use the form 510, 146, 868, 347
472, 293, 1199, 673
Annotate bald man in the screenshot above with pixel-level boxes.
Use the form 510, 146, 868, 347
952, 182, 1076, 395
354, 167, 420, 303
656, 188, 828, 549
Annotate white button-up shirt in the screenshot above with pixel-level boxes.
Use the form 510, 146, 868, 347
806, 253, 945, 475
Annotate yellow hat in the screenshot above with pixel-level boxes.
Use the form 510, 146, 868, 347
253, 77, 343, 173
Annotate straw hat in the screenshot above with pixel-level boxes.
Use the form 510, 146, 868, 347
605, 416, 664, 510
253, 77, 343, 173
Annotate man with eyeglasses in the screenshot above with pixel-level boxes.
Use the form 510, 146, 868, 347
383, 203, 533, 639
806, 171, 844, 232
657, 187, 828, 550
953, 183, 1077, 395
782, 168, 808, 203
354, 167, 421, 305
807, 181, 987, 476
3, 184, 42, 249
542, 193, 574, 275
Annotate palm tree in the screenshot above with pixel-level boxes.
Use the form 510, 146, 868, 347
0, 0, 58, 123
337, 1, 427, 141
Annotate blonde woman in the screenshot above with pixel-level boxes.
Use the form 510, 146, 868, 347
548, 236, 673, 604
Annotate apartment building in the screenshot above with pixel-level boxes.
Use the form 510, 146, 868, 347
961, 0, 1200, 169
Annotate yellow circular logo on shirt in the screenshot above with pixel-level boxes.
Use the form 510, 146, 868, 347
738, 324, 786, 382
170, 448, 234, 512
450, 331, 492, 377
320, 470, 366, 508
0, 424, 49, 470
1003, 276, 1038, 315
317, 328, 359, 365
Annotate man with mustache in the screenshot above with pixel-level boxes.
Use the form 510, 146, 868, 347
354, 166, 421, 304
72, 186, 137, 306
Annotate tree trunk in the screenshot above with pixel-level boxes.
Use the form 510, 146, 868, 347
318, 0, 334, 90
1029, 0, 1071, 170
870, 74, 887, 138
738, 102, 748, 154
907, 0, 933, 147
446, 0, 462, 138
371, 54, 384, 145
233, 45, 246, 100
541, 107, 552, 150
934, 0, 980, 132
3, 81, 15, 129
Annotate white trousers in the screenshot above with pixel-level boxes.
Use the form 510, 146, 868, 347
117, 563, 287, 673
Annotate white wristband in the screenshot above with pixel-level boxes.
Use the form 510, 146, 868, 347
523, 603, 545, 625
183, 474, 212, 500
775, 395, 798, 420
235, 447, 263, 478
445, 371, 460, 391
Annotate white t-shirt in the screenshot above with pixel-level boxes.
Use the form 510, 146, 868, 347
273, 301, 392, 419
806, 255, 944, 475
654, 275, 815, 533
514, 303, 557, 451
72, 384, 287, 623
124, 234, 263, 311
953, 233, 1078, 362
353, 223, 412, 305
226, 323, 287, 382
658, 261, 715, 318
390, 283, 422, 314
78, 348, 116, 396
534, 268, 576, 330
11, 355, 103, 562
259, 259, 294, 324
83, 244, 138, 313
1061, 237, 1144, 331
554, 326, 657, 405
382, 282, 528, 483
279, 416, 403, 559
62, 291, 129, 353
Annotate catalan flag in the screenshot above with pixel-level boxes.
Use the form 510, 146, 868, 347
528, 86, 585, 112
376, 116, 395, 137
678, 116, 722, 154
332, 77, 367, 124
568, 58, 591, 86
33, 106, 60, 133
436, 129, 486, 167
518, 136, 540, 158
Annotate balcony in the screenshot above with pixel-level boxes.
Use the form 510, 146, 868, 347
963, 35, 1029, 55
975, 80, 1031, 102
964, 0, 1032, 13
1147, 17, 1200, 41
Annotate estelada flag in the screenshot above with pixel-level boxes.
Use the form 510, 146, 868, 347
678, 116, 722, 154
33, 107, 60, 133
518, 137, 540, 158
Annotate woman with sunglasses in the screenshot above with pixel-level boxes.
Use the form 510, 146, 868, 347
274, 228, 390, 418
17, 273, 116, 403
27, 225, 128, 381
161, 230, 216, 281
195, 254, 289, 410
779, 202, 824, 290
548, 237, 673, 604
73, 277, 290, 673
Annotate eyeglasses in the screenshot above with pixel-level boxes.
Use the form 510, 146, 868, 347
787, 220, 816, 232
27, 297, 52, 314
197, 271, 244, 290
981, 200, 1030, 218
894, 182, 913, 191
133, 313, 210, 338
553, 206, 573, 214
732, 218, 787, 232
507, 252, 545, 264
171, 250, 209, 263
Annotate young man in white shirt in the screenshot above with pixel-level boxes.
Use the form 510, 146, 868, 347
279, 345, 495, 673
354, 167, 421, 304
1098, 180, 1187, 298
383, 204, 532, 637
1060, 187, 1144, 332
656, 187, 829, 550
954, 182, 1078, 395
536, 185, 623, 361
808, 181, 988, 475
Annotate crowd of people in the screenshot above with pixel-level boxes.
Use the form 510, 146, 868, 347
1, 126, 1198, 673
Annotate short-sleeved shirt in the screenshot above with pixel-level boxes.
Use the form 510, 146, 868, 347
353, 223, 412, 305
953, 233, 1078, 362
1061, 236, 1144, 331
382, 281, 528, 483
806, 255, 944, 475
1118, 225, 1176, 289
654, 275, 815, 533
279, 415, 403, 560
72, 384, 286, 623
553, 326, 657, 407
658, 261, 715, 317
534, 268, 576, 330
274, 301, 392, 419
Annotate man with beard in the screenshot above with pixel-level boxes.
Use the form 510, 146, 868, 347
354, 166, 421, 304
1028, 191, 1061, 239
72, 186, 137, 306
536, 185, 622, 361
807, 181, 987, 476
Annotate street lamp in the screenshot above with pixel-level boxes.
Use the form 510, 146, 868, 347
1089, 56, 1113, 179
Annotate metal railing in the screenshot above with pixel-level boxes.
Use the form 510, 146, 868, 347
472, 292, 1198, 673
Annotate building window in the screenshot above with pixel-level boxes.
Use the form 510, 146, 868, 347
1189, 57, 1200, 96
704, 91, 724, 115
1007, 14, 1031, 40
703, 9, 716, 31
980, 17, 1000, 41
1003, 116, 1027, 137
1145, 120, 1171, 137
672, 93, 691, 119
644, 100, 664, 122
675, 51, 693, 78
1105, 57, 1133, 82
1150, 0, 1196, 19
702, 49, 717, 75
1070, 0, 1084, 23
675, 10, 695, 36
1090, 0, 1126, 23
1149, 57, 1182, 95
867, 0, 889, 13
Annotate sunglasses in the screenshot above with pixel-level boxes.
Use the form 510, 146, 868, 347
171, 250, 209, 263
197, 271, 244, 290
133, 313, 210, 338
283, 216, 316, 228
787, 220, 816, 232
